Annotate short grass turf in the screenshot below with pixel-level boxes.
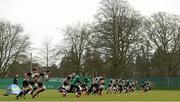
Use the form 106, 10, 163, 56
0, 90, 180, 101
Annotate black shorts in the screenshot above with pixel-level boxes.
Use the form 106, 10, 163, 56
81, 84, 86, 88
129, 86, 132, 89
63, 81, 69, 86
141, 85, 145, 88
38, 82, 43, 87
29, 81, 35, 86
93, 84, 99, 89
23, 80, 29, 87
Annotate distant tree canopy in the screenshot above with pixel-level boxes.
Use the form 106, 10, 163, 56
144, 12, 180, 77
0, 20, 30, 77
60, 23, 91, 74
93, 0, 143, 76
3, 0, 180, 78
58, 0, 180, 78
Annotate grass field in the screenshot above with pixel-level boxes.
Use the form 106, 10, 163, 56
0, 90, 180, 101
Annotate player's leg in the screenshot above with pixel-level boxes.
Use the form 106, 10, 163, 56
91, 84, 98, 94
23, 84, 33, 96
16, 80, 29, 100
86, 84, 93, 95
32, 82, 43, 98
38, 85, 46, 94
61, 85, 70, 97
16, 87, 27, 100
30, 83, 38, 95
74, 85, 81, 97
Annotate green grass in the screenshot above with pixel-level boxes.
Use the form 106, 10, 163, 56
0, 90, 180, 101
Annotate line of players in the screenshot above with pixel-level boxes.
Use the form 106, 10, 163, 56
107, 77, 138, 94
57, 73, 153, 97
107, 78, 153, 93
141, 81, 153, 92
16, 71, 153, 99
57, 73, 105, 97
16, 68, 50, 100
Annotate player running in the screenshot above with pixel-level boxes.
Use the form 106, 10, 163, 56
69, 74, 82, 97
57, 76, 71, 96
98, 77, 105, 95
107, 77, 116, 94
86, 76, 102, 95
31, 70, 50, 98
16, 72, 33, 100
141, 80, 153, 92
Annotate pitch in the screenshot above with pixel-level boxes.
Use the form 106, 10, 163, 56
0, 90, 180, 101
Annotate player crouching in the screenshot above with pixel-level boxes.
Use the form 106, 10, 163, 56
141, 81, 153, 92
127, 80, 137, 93
79, 77, 90, 93
57, 76, 71, 97
69, 74, 83, 97
107, 77, 116, 94
98, 77, 105, 95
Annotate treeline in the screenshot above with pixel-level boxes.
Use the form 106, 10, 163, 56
1, 0, 180, 78
59, 0, 180, 78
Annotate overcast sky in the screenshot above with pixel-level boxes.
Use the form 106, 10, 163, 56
1, 0, 180, 55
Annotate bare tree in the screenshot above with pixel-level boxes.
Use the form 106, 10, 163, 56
37, 36, 56, 69
62, 23, 91, 73
144, 12, 180, 76
135, 41, 153, 77
0, 20, 29, 77
94, 0, 143, 76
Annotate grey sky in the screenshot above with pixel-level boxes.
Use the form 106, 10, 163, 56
0, 0, 180, 55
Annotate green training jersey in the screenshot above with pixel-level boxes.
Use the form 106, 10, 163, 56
71, 75, 81, 86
